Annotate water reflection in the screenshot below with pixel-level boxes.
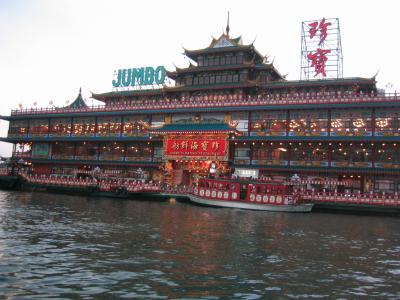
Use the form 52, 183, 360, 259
0, 191, 399, 299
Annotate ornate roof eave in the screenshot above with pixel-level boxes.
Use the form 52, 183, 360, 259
184, 44, 254, 60
171, 63, 256, 76
91, 88, 167, 101
164, 81, 257, 92
260, 77, 377, 89
166, 70, 178, 80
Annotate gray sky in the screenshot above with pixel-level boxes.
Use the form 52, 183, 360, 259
1, 0, 399, 156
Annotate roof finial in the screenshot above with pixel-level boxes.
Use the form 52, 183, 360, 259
226, 11, 230, 36
79, 87, 82, 94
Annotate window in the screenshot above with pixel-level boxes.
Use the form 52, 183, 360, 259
72, 117, 95, 136
8, 120, 28, 136
289, 110, 328, 136
29, 119, 49, 136
252, 142, 288, 164
331, 110, 372, 136
290, 142, 328, 166
250, 111, 287, 136
375, 109, 400, 136
331, 142, 372, 167
52, 142, 75, 159
99, 142, 125, 161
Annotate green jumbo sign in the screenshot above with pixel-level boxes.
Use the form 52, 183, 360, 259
112, 66, 166, 87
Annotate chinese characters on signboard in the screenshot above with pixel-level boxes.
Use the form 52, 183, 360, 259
308, 18, 331, 77
164, 138, 227, 160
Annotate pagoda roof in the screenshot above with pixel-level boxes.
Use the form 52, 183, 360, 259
67, 88, 87, 108
150, 122, 238, 134
184, 33, 263, 61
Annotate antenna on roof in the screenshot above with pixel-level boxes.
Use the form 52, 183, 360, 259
226, 11, 230, 36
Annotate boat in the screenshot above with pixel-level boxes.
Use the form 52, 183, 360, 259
10, 173, 164, 199
189, 177, 313, 212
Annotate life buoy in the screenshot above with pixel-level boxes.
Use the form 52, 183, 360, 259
256, 195, 262, 202
211, 190, 217, 198
250, 194, 255, 202
200, 189, 204, 196
223, 192, 229, 199
263, 195, 269, 203
276, 196, 282, 204
232, 192, 237, 200
217, 191, 223, 199
205, 190, 211, 197
194, 187, 198, 194
270, 195, 275, 203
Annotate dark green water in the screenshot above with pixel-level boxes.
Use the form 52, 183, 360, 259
0, 191, 399, 299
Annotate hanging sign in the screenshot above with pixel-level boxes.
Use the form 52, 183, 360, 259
164, 138, 228, 160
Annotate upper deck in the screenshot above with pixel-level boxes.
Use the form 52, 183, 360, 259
6, 92, 400, 119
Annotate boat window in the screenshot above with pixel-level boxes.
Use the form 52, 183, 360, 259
257, 185, 262, 194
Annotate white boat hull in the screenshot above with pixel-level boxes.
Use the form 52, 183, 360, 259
188, 195, 313, 213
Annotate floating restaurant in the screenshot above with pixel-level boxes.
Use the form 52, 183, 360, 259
1, 18, 400, 196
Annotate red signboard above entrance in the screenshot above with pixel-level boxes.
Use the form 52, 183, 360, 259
164, 138, 228, 160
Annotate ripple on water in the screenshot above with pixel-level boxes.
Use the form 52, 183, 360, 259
0, 191, 400, 299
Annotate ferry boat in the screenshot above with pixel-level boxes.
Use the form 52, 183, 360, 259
189, 177, 313, 212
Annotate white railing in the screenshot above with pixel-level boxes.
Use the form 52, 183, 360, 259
10, 93, 400, 116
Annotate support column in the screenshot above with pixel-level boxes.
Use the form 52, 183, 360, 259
120, 115, 124, 137
151, 142, 155, 162
249, 141, 254, 165
70, 117, 74, 137
372, 142, 376, 168
94, 116, 98, 137
327, 109, 332, 136
248, 111, 251, 136
73, 143, 77, 160
123, 143, 127, 161
47, 118, 51, 137
286, 110, 290, 136
371, 108, 376, 136
27, 118, 31, 137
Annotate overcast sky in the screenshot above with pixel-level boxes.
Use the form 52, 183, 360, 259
0, 0, 399, 156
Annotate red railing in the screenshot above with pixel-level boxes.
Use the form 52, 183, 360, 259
21, 174, 161, 193
10, 93, 400, 116
300, 191, 400, 206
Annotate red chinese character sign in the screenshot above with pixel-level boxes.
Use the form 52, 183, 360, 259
308, 18, 331, 45
300, 18, 343, 79
164, 137, 228, 161
307, 48, 331, 77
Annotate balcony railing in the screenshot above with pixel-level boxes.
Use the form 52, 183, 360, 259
10, 93, 400, 116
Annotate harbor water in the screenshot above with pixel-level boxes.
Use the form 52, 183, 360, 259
0, 191, 399, 299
